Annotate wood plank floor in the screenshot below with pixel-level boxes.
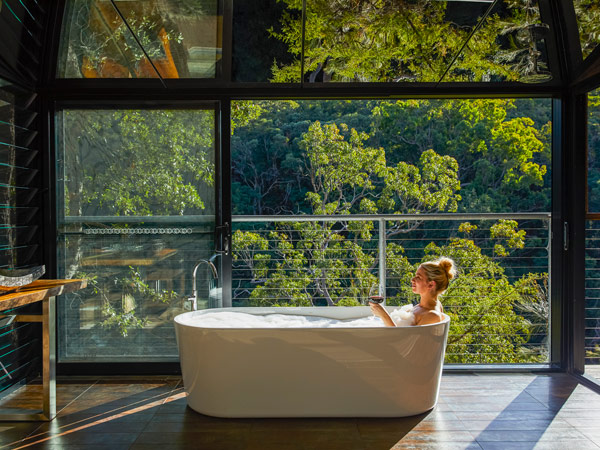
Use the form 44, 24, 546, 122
1, 373, 599, 449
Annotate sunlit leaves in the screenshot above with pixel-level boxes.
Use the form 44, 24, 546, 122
491, 117, 546, 188
300, 121, 386, 213
373, 98, 550, 212
490, 219, 526, 257
379, 150, 461, 214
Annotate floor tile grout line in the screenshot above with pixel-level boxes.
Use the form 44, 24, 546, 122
162, 377, 184, 406
18, 378, 102, 444
2, 379, 102, 448
576, 428, 600, 449
129, 379, 186, 440
16, 385, 181, 449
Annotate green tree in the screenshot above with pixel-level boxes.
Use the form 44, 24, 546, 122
73, 110, 214, 216
372, 98, 550, 212
234, 119, 461, 306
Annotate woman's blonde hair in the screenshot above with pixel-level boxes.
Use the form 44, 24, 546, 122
419, 257, 457, 295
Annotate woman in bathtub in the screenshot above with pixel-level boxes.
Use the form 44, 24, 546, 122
370, 257, 456, 326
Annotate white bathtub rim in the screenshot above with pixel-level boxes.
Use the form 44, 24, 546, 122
174, 306, 450, 330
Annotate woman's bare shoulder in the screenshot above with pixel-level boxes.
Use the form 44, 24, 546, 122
415, 309, 443, 325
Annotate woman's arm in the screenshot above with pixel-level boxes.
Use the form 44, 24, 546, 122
369, 303, 396, 327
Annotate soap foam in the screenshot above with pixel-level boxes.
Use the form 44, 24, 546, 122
389, 304, 415, 326
189, 311, 386, 328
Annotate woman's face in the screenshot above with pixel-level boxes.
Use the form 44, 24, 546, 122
411, 266, 433, 295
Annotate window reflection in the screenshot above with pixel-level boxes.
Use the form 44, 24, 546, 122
60, 110, 214, 216
574, 0, 600, 60
58, 0, 222, 78
447, 1, 552, 84
58, 229, 218, 361
232, 0, 300, 82
589, 90, 600, 213
57, 109, 218, 362
58, 0, 555, 83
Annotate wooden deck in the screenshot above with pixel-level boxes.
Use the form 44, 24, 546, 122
1, 373, 599, 449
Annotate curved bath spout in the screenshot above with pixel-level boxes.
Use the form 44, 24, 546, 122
189, 259, 219, 310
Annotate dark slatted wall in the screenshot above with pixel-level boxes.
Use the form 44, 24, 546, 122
0, 0, 47, 398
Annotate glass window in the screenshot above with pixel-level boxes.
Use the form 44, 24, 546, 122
586, 88, 600, 383
446, 1, 552, 84
574, 0, 600, 60
586, 221, 600, 384
58, 0, 222, 79
232, 99, 551, 215
266, 0, 552, 83
56, 108, 219, 362
230, 99, 552, 364
589, 89, 600, 213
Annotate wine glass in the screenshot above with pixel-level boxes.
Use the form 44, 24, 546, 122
368, 284, 384, 304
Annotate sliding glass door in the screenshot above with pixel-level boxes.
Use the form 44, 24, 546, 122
56, 107, 220, 362
586, 88, 600, 384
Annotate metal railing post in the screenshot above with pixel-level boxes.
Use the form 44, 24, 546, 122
379, 218, 386, 304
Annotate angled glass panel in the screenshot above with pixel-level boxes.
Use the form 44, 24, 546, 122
574, 0, 600, 60
440, 0, 552, 83
58, 0, 222, 79
589, 89, 600, 213
232, 0, 301, 82
443, 0, 552, 83
298, 0, 488, 83
263, 0, 552, 83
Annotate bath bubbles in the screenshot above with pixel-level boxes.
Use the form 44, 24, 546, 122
187, 312, 388, 328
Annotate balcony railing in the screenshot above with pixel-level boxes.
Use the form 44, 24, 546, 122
585, 221, 600, 380
232, 213, 551, 364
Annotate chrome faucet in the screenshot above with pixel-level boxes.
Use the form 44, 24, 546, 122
187, 259, 219, 311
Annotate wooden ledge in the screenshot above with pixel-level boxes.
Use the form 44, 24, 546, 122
0, 279, 88, 310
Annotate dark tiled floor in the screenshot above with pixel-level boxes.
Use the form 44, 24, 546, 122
0, 373, 599, 449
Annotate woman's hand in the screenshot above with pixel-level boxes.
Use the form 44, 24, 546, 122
369, 302, 396, 327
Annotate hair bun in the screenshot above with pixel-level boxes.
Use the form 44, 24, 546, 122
437, 257, 457, 280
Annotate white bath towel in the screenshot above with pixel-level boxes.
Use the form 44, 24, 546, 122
389, 304, 416, 327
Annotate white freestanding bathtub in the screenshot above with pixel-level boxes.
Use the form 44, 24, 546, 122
174, 306, 450, 418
